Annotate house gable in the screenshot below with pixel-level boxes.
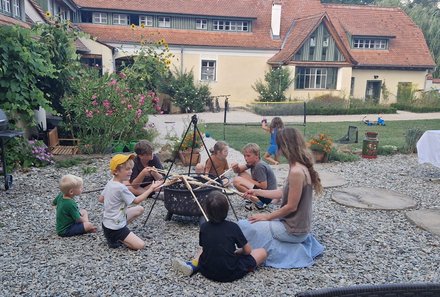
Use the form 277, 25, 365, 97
268, 13, 354, 66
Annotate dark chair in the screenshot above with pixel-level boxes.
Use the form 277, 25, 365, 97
295, 283, 440, 297
338, 125, 358, 144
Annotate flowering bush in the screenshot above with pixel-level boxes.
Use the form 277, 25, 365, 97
62, 67, 160, 153
308, 134, 333, 154
4, 139, 53, 171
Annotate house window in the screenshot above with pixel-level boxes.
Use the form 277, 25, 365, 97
139, 16, 153, 26
158, 16, 171, 27
93, 12, 107, 24
353, 38, 388, 50
113, 14, 128, 25
295, 67, 337, 89
12, 0, 19, 17
2, 0, 11, 13
201, 60, 216, 81
213, 20, 249, 31
196, 19, 207, 30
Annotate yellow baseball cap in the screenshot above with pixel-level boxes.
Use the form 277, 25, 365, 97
109, 154, 135, 172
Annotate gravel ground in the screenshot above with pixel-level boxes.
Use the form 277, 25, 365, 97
1, 149, 440, 296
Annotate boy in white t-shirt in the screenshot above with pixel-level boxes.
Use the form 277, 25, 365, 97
98, 154, 162, 250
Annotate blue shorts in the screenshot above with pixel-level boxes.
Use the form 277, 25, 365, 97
102, 223, 131, 248
61, 222, 85, 237
267, 144, 278, 156
253, 185, 271, 205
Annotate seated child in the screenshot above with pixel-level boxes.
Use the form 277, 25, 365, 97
195, 141, 229, 178
52, 174, 97, 237
98, 154, 162, 250
129, 140, 164, 196
231, 143, 278, 210
172, 191, 267, 282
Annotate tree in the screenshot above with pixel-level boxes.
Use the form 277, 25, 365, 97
252, 67, 294, 102
0, 25, 55, 120
32, 20, 81, 115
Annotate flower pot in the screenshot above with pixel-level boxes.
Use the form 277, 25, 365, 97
112, 142, 126, 153
312, 150, 328, 163
179, 150, 201, 166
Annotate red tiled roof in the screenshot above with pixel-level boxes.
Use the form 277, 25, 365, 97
74, 1, 435, 69
324, 4, 435, 68
73, 0, 259, 18
0, 14, 30, 28
78, 23, 281, 49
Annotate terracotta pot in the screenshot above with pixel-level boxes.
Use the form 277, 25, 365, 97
312, 150, 328, 163
178, 150, 201, 166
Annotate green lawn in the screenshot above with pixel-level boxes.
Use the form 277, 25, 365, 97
206, 119, 440, 152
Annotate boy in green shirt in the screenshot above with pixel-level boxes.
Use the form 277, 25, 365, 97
52, 174, 96, 237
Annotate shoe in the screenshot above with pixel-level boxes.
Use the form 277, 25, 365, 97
255, 201, 267, 210
245, 201, 253, 211
172, 258, 196, 276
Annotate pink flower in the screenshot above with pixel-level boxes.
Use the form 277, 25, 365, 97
92, 100, 98, 106
148, 91, 155, 97
136, 109, 142, 118
85, 110, 93, 118
152, 97, 159, 104
106, 110, 113, 116
155, 105, 161, 112
103, 100, 111, 109
108, 79, 117, 86
92, 95, 97, 99
118, 72, 127, 79
127, 104, 133, 110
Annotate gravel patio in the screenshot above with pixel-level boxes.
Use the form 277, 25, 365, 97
1, 153, 440, 296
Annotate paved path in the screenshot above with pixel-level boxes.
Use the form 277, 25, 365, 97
148, 109, 440, 147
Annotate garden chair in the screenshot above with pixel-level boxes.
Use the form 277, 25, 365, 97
295, 282, 440, 297
48, 126, 79, 155
338, 125, 358, 144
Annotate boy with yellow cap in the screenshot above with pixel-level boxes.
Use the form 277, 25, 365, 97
98, 154, 162, 250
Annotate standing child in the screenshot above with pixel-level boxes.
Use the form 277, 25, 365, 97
98, 154, 162, 250
52, 174, 97, 237
172, 191, 267, 282
261, 117, 284, 165
195, 141, 229, 178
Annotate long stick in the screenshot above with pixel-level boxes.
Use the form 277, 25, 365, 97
180, 175, 209, 222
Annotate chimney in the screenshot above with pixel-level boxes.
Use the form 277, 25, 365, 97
271, 1, 282, 39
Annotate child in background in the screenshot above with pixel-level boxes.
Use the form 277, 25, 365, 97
98, 154, 162, 250
52, 174, 97, 237
172, 191, 267, 282
195, 141, 229, 178
261, 117, 284, 165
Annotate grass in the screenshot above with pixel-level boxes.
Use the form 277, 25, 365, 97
206, 119, 440, 154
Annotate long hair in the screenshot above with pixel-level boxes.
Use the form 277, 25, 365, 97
276, 128, 323, 194
270, 116, 284, 132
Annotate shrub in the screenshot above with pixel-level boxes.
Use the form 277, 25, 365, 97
377, 145, 398, 155
160, 68, 211, 113
4, 138, 53, 171
327, 148, 360, 162
62, 67, 157, 153
252, 67, 294, 102
308, 134, 333, 154
402, 128, 425, 153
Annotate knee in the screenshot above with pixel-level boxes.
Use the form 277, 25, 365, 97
132, 239, 146, 251
137, 205, 145, 215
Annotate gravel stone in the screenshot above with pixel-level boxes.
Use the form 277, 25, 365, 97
1, 149, 440, 296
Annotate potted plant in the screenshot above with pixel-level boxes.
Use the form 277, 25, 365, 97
178, 131, 203, 166
308, 133, 333, 163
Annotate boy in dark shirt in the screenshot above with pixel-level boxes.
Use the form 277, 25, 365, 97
172, 191, 267, 282
128, 140, 164, 196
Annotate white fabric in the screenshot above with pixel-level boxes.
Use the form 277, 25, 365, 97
101, 180, 135, 230
417, 130, 440, 168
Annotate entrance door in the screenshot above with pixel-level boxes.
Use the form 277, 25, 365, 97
365, 80, 381, 103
